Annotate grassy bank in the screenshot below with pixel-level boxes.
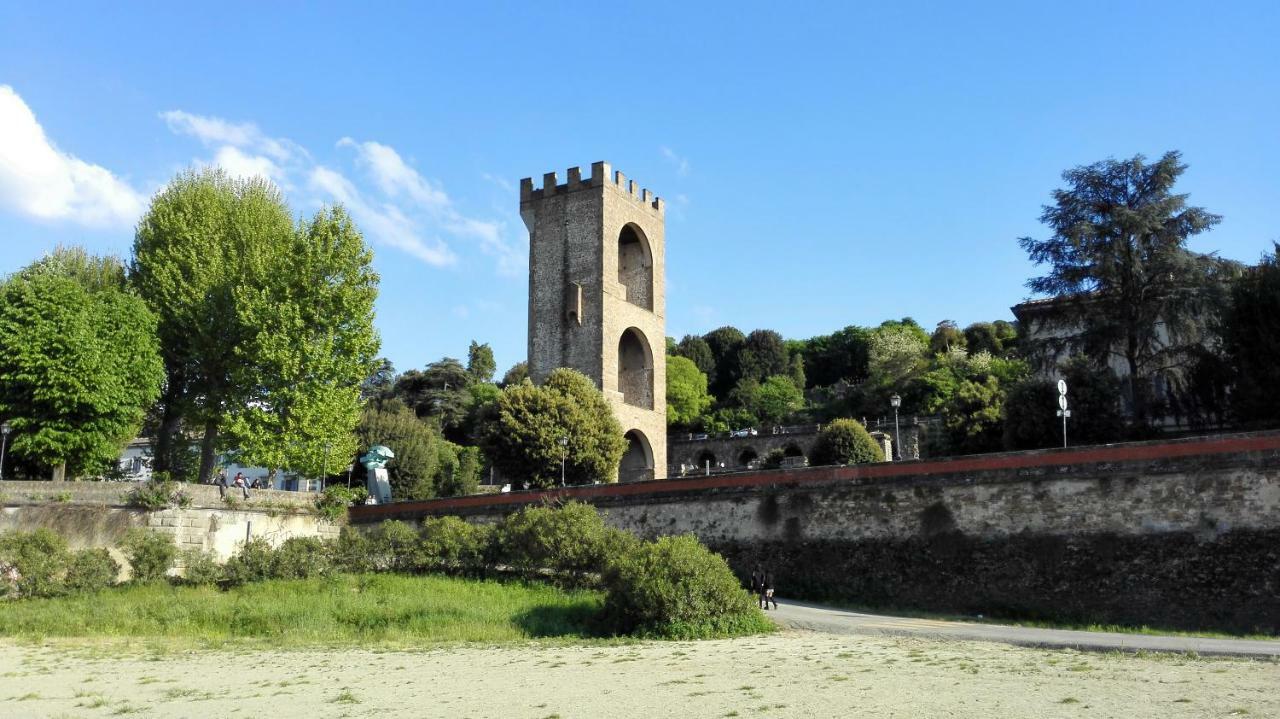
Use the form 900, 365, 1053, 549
0, 574, 609, 646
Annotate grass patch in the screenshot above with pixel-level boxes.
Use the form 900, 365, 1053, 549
0, 573, 607, 646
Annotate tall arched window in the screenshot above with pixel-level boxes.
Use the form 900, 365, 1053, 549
617, 328, 653, 409
617, 223, 653, 310
620, 430, 654, 482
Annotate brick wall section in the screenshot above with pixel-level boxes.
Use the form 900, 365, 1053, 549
351, 432, 1280, 633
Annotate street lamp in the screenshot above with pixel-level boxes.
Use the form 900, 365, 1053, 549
889, 394, 902, 461
320, 442, 331, 493
0, 422, 10, 481
558, 436, 569, 487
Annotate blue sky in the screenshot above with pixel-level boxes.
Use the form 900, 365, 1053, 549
1, 2, 1277, 376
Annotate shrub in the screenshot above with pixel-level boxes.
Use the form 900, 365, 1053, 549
601, 534, 771, 639
121, 529, 177, 583
316, 486, 368, 523
126, 481, 191, 510
0, 529, 70, 598
332, 526, 374, 574
64, 548, 119, 593
272, 537, 333, 580
762, 448, 786, 469
180, 549, 223, 586
223, 537, 276, 586
810, 418, 884, 465
365, 520, 421, 572
417, 517, 492, 576
498, 501, 625, 586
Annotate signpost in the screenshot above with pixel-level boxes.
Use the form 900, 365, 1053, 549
1056, 380, 1071, 448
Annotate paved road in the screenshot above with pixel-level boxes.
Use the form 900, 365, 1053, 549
769, 598, 1280, 658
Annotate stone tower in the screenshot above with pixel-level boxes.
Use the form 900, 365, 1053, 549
520, 161, 667, 482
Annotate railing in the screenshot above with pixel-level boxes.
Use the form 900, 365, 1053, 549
669, 423, 822, 443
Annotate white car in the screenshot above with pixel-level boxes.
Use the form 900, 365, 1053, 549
729, 428, 758, 438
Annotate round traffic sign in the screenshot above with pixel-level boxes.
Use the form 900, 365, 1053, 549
1057, 379, 1068, 396
1058, 394, 1069, 410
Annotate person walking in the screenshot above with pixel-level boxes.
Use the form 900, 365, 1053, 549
216, 470, 228, 499
763, 570, 778, 611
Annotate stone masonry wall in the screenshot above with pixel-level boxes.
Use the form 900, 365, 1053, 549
352, 432, 1280, 633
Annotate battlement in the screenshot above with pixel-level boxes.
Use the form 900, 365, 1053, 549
520, 161, 663, 214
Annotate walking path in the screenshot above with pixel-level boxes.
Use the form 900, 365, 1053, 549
770, 598, 1280, 658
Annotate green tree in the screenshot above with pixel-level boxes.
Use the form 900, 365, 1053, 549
738, 329, 789, 384
867, 320, 929, 388
702, 326, 746, 398
0, 250, 163, 479
801, 325, 872, 388
673, 335, 715, 377
132, 169, 296, 482
500, 361, 529, 387
740, 375, 805, 425
809, 418, 884, 465
929, 320, 966, 355
356, 404, 445, 500
466, 341, 496, 384
1221, 244, 1280, 426
1003, 357, 1124, 449
1019, 151, 1224, 425
224, 206, 380, 480
479, 368, 627, 488
666, 355, 714, 428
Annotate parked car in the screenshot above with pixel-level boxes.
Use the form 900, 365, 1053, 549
729, 428, 758, 438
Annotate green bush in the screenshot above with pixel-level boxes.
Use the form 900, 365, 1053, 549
223, 537, 276, 586
601, 534, 771, 639
332, 526, 374, 574
810, 418, 884, 465
365, 520, 421, 572
0, 529, 70, 598
180, 549, 223, 586
64, 548, 119, 593
126, 481, 191, 510
498, 501, 629, 586
417, 517, 492, 575
121, 529, 177, 583
272, 537, 333, 580
315, 486, 367, 522
762, 448, 786, 469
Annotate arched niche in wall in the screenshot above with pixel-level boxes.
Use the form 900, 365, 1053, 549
617, 327, 654, 409
617, 223, 653, 311
620, 429, 654, 483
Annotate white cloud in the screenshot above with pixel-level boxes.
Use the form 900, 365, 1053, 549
0, 85, 147, 227
211, 146, 282, 183
160, 110, 299, 162
309, 166, 456, 267
661, 146, 691, 176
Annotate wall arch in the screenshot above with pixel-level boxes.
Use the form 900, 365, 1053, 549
620, 430, 654, 483
617, 327, 654, 409
617, 223, 653, 311
738, 447, 759, 468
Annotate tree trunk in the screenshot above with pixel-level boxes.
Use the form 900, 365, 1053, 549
51, 463, 66, 482
197, 419, 219, 484
152, 372, 185, 475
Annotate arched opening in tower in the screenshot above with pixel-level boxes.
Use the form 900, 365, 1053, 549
620, 430, 654, 483
617, 328, 654, 409
617, 223, 653, 311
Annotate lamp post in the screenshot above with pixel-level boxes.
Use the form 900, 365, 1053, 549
320, 442, 331, 493
558, 436, 569, 487
0, 422, 10, 481
889, 394, 902, 461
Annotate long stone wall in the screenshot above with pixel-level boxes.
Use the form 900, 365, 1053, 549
352, 432, 1280, 634
0, 481, 339, 573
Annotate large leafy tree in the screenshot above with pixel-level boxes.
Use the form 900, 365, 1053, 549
224, 206, 380, 479
478, 368, 626, 488
701, 326, 746, 398
466, 341, 496, 384
666, 355, 714, 428
738, 329, 789, 384
800, 325, 872, 388
1018, 151, 1222, 424
133, 169, 378, 482
355, 404, 477, 499
0, 249, 163, 478
1221, 243, 1280, 426
673, 335, 715, 377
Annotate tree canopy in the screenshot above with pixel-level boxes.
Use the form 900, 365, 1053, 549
665, 355, 713, 428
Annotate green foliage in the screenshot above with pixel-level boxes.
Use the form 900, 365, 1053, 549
64, 548, 120, 594
929, 320, 967, 355
0, 529, 70, 598
356, 404, 447, 500
223, 537, 277, 587
1002, 379, 1059, 450
466, 341, 497, 384
666, 355, 714, 428
940, 376, 1006, 454
434, 443, 482, 498
964, 321, 1018, 357
762, 448, 786, 469
673, 335, 715, 377
272, 537, 333, 580
1004, 357, 1125, 449
180, 549, 223, 586
418, 516, 493, 575
0, 250, 164, 478
702, 326, 746, 398
497, 501, 635, 587
752, 375, 806, 424
601, 534, 769, 639
363, 520, 421, 572
1019, 151, 1225, 424
811, 419, 884, 465
867, 320, 929, 387
738, 329, 789, 384
479, 368, 627, 488
1222, 243, 1280, 426
332, 526, 375, 574
315, 485, 368, 522
126, 480, 192, 510
121, 529, 176, 583
500, 361, 529, 387
799, 325, 872, 388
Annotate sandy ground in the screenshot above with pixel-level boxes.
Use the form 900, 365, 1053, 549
0, 631, 1276, 718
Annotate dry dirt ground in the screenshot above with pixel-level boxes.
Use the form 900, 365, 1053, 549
0, 631, 1276, 718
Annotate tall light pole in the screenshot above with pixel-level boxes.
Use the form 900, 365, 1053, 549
889, 394, 902, 461
0, 422, 10, 481
559, 436, 569, 487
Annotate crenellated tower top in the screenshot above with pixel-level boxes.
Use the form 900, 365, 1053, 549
520, 161, 664, 215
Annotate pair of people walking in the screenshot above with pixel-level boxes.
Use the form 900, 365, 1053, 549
750, 564, 778, 611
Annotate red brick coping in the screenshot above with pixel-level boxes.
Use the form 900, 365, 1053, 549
350, 431, 1280, 522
